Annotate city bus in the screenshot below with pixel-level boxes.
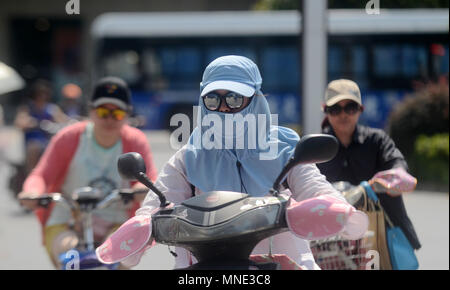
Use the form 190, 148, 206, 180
91, 9, 449, 130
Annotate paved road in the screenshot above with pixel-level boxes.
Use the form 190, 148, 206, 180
0, 127, 448, 270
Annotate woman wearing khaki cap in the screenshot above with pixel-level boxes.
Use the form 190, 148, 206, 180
317, 79, 421, 252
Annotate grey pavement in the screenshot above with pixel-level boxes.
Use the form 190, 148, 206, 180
401, 190, 449, 270
0, 127, 448, 270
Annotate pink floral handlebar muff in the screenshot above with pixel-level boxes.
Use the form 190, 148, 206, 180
286, 195, 369, 241
369, 167, 417, 196
96, 215, 153, 264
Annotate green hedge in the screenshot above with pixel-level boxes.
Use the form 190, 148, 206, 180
387, 77, 449, 188
388, 79, 449, 158
411, 134, 449, 186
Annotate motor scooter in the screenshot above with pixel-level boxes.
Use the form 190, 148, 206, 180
97, 134, 369, 270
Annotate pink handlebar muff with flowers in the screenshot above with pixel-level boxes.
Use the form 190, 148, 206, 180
369, 167, 417, 196
96, 203, 174, 265
96, 215, 153, 264
286, 195, 369, 240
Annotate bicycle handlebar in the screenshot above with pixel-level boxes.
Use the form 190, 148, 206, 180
19, 188, 149, 210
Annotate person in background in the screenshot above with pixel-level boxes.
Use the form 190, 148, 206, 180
18, 76, 158, 268
14, 79, 68, 174
60, 83, 84, 120
316, 79, 421, 251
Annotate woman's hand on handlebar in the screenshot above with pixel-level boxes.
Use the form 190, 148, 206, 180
18, 192, 40, 210
132, 188, 149, 203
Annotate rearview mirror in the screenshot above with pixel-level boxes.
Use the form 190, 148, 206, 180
291, 134, 339, 165
117, 152, 169, 207
271, 134, 338, 194
117, 152, 147, 181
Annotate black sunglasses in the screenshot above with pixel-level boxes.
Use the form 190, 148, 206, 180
325, 102, 361, 116
202, 92, 245, 111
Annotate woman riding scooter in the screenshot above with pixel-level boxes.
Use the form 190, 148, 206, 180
317, 79, 421, 253
119, 55, 365, 270
18, 77, 158, 268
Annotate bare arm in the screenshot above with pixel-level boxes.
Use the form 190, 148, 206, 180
14, 106, 37, 130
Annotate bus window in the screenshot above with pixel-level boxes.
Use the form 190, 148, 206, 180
374, 44, 428, 79
373, 44, 400, 77
328, 45, 344, 82
142, 48, 166, 91
158, 46, 201, 90
261, 45, 300, 125
401, 45, 427, 78
351, 45, 368, 90
261, 45, 299, 92
102, 50, 140, 85
442, 46, 449, 74
206, 46, 257, 65
160, 47, 201, 75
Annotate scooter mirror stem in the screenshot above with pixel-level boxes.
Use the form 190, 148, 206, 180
270, 158, 296, 195
137, 172, 169, 208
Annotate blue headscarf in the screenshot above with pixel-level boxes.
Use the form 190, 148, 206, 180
184, 55, 300, 196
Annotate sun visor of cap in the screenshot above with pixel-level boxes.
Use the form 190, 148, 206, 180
200, 80, 255, 97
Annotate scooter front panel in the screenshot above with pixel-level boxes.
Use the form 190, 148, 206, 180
152, 201, 284, 245
157, 195, 285, 227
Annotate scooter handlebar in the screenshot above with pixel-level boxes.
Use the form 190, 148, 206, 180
19, 193, 75, 210
96, 188, 149, 210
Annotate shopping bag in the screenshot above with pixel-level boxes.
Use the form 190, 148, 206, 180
360, 183, 392, 270
364, 205, 392, 270
386, 223, 419, 270
361, 182, 418, 270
